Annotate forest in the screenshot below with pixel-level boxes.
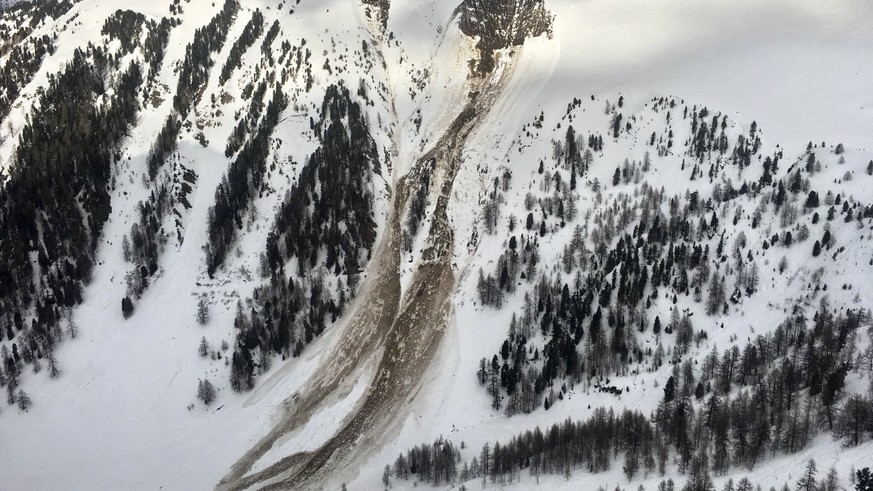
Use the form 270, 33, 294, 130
0, 47, 143, 404
205, 85, 286, 277
227, 84, 382, 391
477, 98, 873, 419
406, 94, 873, 489
218, 9, 264, 86
390, 425, 872, 491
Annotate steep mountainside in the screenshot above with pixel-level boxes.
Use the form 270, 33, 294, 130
0, 0, 872, 490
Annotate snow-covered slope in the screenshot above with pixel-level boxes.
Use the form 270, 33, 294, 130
0, 0, 871, 490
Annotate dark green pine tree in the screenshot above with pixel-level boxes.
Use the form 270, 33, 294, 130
856, 467, 873, 491
663, 375, 675, 403
122, 297, 135, 319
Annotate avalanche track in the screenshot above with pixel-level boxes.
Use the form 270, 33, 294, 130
216, 51, 521, 491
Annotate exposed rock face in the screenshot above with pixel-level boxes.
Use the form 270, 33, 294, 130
361, 0, 390, 32
455, 0, 553, 74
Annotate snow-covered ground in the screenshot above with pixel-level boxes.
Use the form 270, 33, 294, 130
0, 0, 872, 490
351, 1, 873, 490
0, 0, 403, 488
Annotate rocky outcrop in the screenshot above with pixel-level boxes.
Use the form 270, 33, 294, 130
455, 0, 553, 74
361, 0, 390, 32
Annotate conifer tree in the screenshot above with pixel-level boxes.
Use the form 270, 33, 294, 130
199, 337, 209, 357
197, 378, 216, 405
122, 297, 135, 319
17, 390, 31, 410
196, 298, 210, 325
66, 316, 78, 339
856, 467, 873, 491
795, 460, 817, 491
822, 467, 840, 491
47, 350, 60, 378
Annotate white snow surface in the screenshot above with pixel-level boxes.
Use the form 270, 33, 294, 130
0, 0, 871, 490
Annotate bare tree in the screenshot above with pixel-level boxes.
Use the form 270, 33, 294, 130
66, 315, 78, 339
47, 350, 60, 378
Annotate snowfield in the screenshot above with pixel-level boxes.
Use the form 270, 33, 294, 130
0, 0, 872, 490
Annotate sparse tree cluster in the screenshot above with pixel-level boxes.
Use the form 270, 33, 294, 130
101, 10, 146, 54
0, 33, 54, 120
121, 115, 190, 304
0, 0, 74, 118
480, 94, 873, 423
219, 9, 264, 85
173, 0, 239, 115
206, 87, 287, 276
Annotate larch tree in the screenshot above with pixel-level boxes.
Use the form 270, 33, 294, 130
196, 298, 210, 325
795, 459, 817, 491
